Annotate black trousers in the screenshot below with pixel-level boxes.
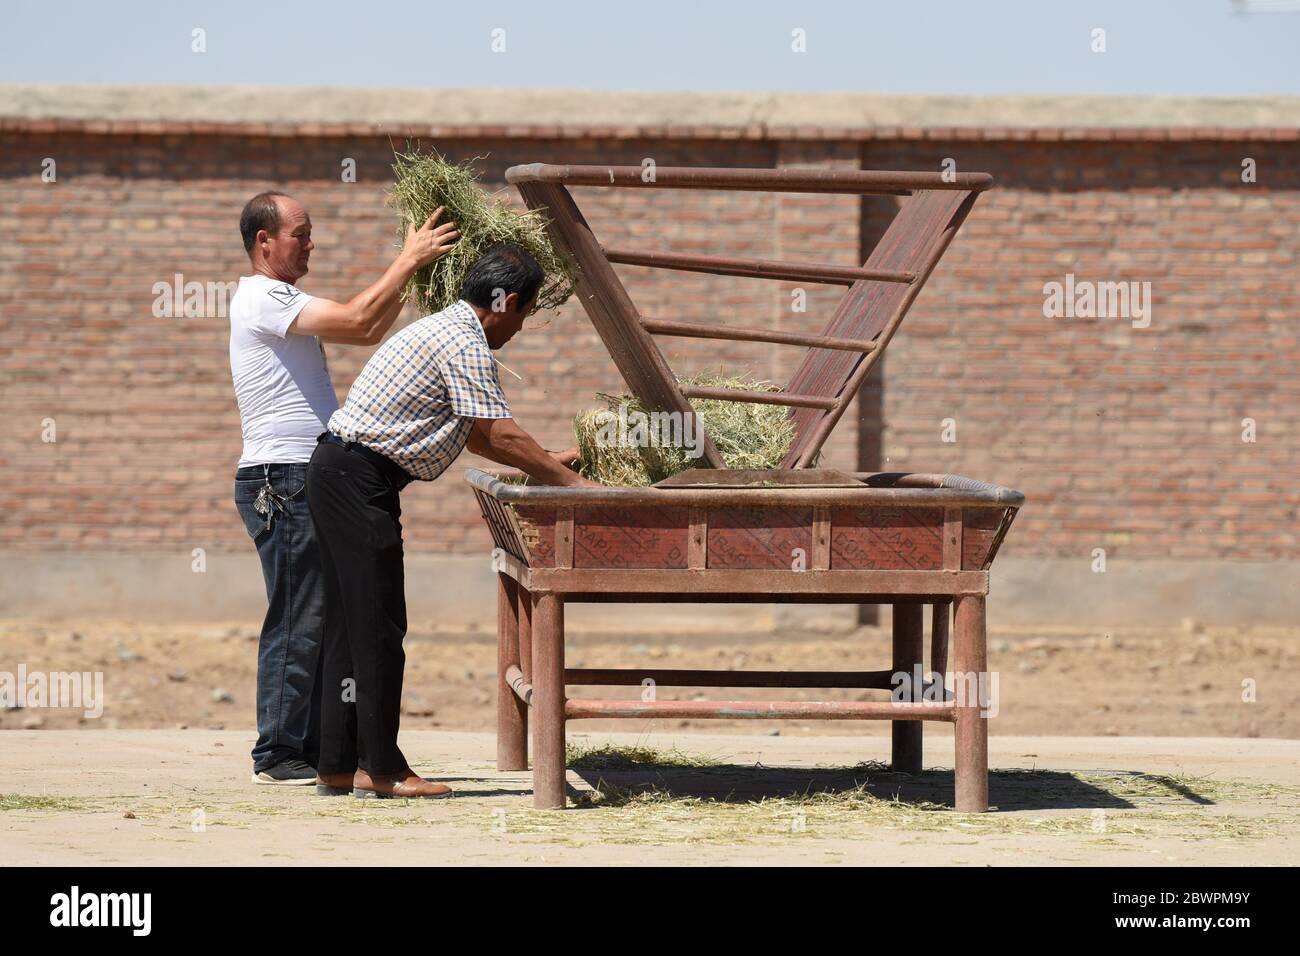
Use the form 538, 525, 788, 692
305, 437, 414, 777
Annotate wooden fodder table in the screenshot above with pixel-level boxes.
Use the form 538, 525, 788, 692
465, 163, 1023, 809
469, 469, 1022, 810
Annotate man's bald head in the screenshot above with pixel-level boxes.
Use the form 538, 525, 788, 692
240, 192, 314, 282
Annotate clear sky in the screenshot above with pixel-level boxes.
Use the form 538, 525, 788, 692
1, 0, 1297, 95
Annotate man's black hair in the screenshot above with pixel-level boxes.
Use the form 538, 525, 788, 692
460, 243, 545, 312
239, 191, 289, 254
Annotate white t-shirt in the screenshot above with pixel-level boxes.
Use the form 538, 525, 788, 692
228, 274, 340, 467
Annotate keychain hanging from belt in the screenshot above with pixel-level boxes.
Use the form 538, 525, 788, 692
252, 464, 288, 530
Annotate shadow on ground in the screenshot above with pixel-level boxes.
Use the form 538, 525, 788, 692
566, 762, 1219, 812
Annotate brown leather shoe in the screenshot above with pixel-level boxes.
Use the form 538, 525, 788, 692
315, 771, 356, 796
353, 767, 452, 799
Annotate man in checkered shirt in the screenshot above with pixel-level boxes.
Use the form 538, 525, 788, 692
306, 243, 598, 800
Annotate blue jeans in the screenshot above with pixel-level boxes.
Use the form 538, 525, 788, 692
234, 463, 324, 772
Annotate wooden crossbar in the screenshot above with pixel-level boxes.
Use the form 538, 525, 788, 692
604, 247, 914, 286
680, 385, 837, 410
566, 667, 897, 688
565, 698, 955, 721
507, 163, 993, 195
640, 317, 877, 353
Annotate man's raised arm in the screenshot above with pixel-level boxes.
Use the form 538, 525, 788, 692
291, 209, 458, 345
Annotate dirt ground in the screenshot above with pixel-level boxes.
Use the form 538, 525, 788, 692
2, 729, 1297, 865
0, 618, 1291, 738
3, 618, 1296, 865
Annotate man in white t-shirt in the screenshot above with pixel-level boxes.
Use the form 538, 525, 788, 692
230, 191, 457, 784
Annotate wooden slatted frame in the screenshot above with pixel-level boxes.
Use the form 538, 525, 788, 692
513, 178, 727, 468
508, 164, 989, 470
782, 189, 981, 467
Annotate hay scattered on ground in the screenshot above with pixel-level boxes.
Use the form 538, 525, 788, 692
503, 754, 1300, 845
7, 761, 1299, 849
566, 743, 721, 770
388, 146, 575, 315
573, 371, 796, 486
0, 793, 87, 812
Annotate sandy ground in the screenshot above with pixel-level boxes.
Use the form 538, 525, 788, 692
2, 618, 1295, 865
0, 619, 1292, 738
2, 730, 1297, 866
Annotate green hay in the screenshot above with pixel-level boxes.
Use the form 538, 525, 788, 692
573, 371, 797, 486
388, 146, 575, 315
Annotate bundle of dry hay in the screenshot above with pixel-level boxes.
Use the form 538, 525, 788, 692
573, 372, 796, 486
388, 146, 575, 314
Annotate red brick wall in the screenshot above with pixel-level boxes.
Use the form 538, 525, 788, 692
1, 131, 1295, 561
865, 139, 1299, 561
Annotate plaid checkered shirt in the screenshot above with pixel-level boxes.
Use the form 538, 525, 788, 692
327, 299, 512, 481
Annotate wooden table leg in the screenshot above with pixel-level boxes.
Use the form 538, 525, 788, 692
531, 592, 566, 809
891, 602, 924, 773
953, 594, 989, 812
518, 585, 533, 684
496, 573, 527, 771
931, 600, 950, 683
